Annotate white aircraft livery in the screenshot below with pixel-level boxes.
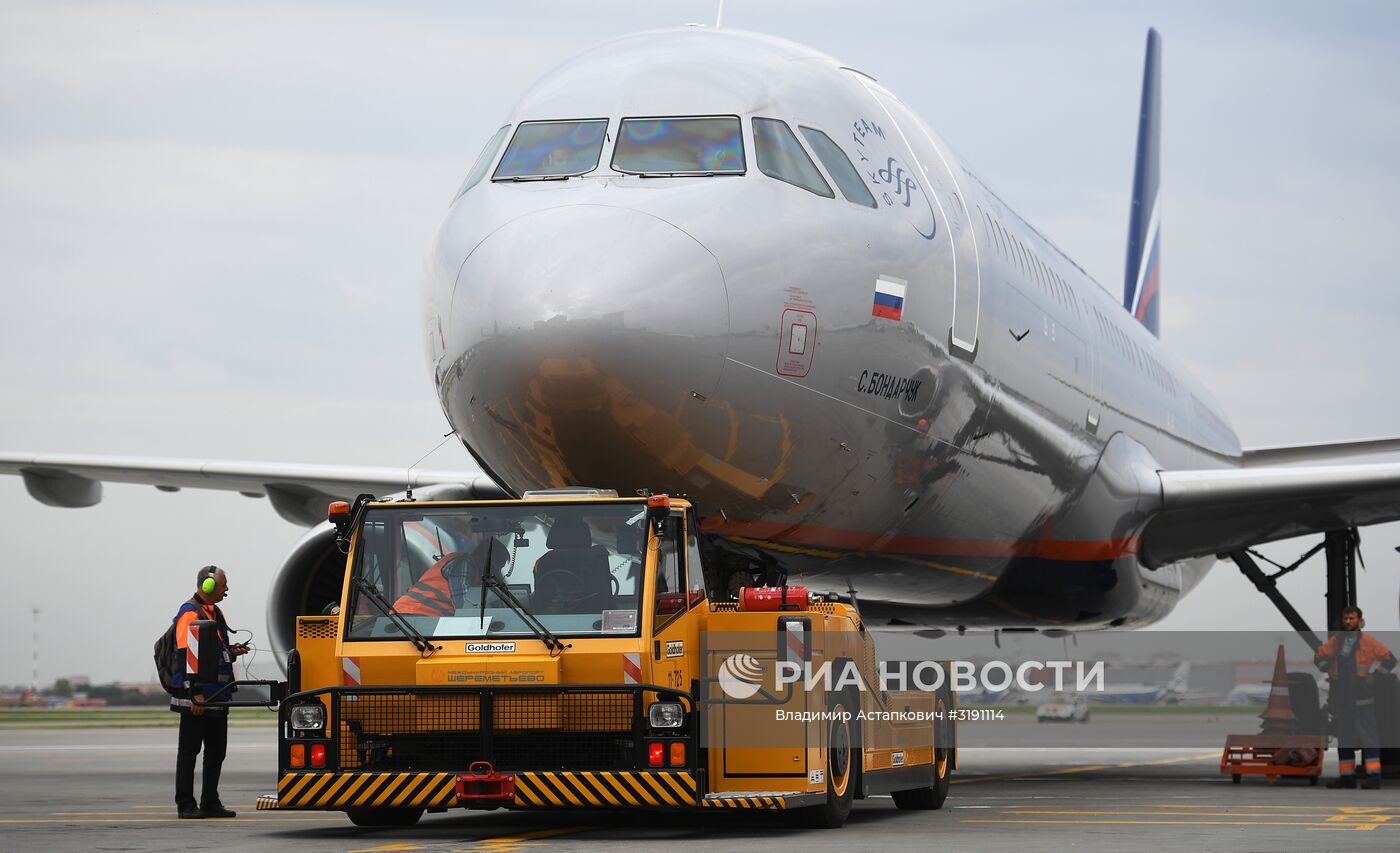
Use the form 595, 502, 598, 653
5, 27, 1400, 659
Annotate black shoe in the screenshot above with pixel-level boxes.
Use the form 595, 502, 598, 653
177, 805, 204, 819
1325, 776, 1357, 789
201, 803, 237, 818
1359, 777, 1381, 790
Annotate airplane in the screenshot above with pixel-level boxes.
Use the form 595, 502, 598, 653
1090, 661, 1189, 706
1221, 683, 1271, 706
5, 25, 1400, 664
955, 685, 1026, 707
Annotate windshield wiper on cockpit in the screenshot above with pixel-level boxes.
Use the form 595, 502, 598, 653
479, 539, 569, 656
638, 171, 725, 178
495, 174, 570, 183
352, 576, 440, 657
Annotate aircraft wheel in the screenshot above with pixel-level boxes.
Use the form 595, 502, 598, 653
892, 688, 952, 810
787, 689, 857, 828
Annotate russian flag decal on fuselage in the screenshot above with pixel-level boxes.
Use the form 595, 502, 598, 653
872, 276, 907, 321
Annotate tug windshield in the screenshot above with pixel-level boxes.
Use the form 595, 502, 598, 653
345, 503, 646, 640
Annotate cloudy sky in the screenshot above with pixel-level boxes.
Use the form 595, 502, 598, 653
2, 1, 1398, 685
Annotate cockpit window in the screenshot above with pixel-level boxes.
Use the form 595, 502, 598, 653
611, 116, 745, 176
753, 117, 833, 198
454, 124, 510, 201
492, 119, 608, 180
800, 126, 877, 208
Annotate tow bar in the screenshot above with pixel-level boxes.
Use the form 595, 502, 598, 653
456, 761, 516, 808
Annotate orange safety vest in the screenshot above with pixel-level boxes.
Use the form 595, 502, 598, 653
392, 552, 465, 616
1315, 632, 1397, 678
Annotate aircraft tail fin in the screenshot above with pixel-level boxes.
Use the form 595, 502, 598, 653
1168, 661, 1189, 694
1123, 28, 1162, 337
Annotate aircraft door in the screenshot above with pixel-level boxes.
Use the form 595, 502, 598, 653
1086, 334, 1103, 434
855, 76, 981, 361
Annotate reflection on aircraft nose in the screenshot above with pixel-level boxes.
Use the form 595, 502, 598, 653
442, 204, 730, 492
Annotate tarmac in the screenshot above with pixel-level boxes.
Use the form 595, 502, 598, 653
1, 725, 1395, 853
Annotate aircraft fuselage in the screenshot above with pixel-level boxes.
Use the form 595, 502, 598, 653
424, 29, 1239, 629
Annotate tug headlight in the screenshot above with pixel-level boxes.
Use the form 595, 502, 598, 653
649, 701, 684, 729
290, 703, 326, 731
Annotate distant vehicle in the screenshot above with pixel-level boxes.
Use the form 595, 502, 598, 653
1037, 692, 1090, 723
1090, 662, 1190, 705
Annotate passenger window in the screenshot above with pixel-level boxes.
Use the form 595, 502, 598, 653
612, 116, 744, 176
454, 125, 511, 201
493, 119, 608, 180
799, 126, 876, 207
753, 118, 833, 198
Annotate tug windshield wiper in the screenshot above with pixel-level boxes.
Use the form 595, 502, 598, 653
479, 539, 569, 656
351, 576, 439, 657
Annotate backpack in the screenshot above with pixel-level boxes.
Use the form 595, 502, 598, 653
155, 598, 226, 696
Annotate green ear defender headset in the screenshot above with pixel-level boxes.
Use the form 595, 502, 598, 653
200, 565, 220, 595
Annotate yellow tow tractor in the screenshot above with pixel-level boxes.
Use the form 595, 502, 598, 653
199, 490, 954, 828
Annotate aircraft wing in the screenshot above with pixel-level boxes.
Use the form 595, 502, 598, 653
0, 452, 508, 526
1241, 435, 1400, 467
1140, 459, 1400, 567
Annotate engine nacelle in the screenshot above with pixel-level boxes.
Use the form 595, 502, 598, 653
266, 521, 344, 662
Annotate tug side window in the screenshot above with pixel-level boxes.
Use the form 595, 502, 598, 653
653, 517, 687, 630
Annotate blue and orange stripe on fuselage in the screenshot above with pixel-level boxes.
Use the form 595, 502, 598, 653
698, 516, 1165, 626
1133, 229, 1161, 333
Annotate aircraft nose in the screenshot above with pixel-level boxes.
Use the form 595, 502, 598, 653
442, 204, 730, 492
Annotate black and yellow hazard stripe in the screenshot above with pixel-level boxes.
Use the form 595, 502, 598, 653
701, 794, 788, 810
274, 772, 457, 810
513, 771, 698, 809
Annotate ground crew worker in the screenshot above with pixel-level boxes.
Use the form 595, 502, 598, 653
171, 566, 248, 818
392, 536, 508, 616
1316, 605, 1396, 789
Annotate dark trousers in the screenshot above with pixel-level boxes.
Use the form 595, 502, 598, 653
1337, 700, 1381, 779
175, 711, 229, 808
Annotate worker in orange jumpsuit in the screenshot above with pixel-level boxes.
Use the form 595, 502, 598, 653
1316, 606, 1396, 789
393, 537, 508, 616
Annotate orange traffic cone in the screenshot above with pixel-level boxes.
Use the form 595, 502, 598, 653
1259, 644, 1296, 735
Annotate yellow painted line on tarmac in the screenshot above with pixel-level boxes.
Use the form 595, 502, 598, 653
953, 751, 1217, 785
999, 809, 1399, 820
454, 825, 596, 853
962, 818, 1396, 831
126, 804, 255, 809
1131, 803, 1400, 812
0, 816, 344, 824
